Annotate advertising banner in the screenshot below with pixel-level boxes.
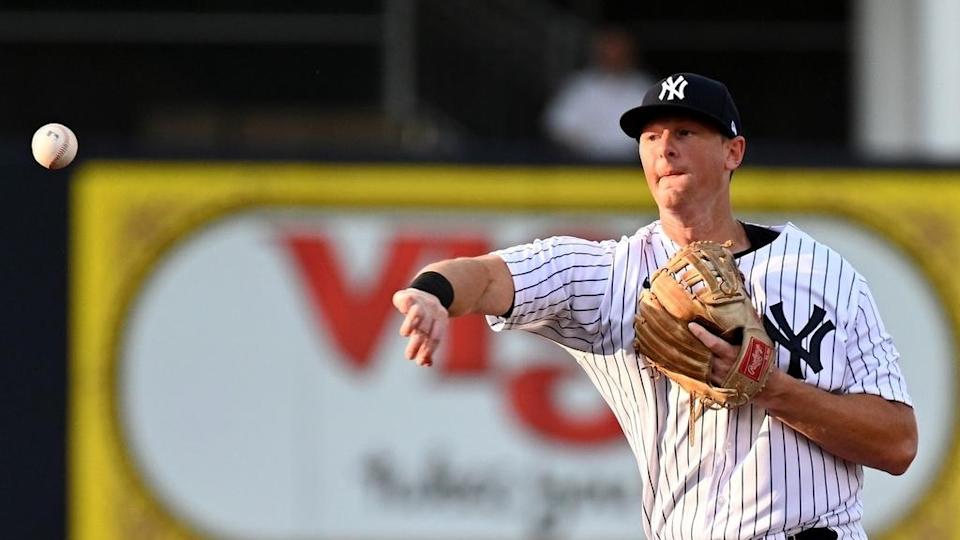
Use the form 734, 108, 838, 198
71, 163, 960, 539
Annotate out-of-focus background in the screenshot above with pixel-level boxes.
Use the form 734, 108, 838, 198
3, 2, 960, 539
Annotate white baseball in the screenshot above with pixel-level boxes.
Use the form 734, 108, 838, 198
31, 123, 78, 170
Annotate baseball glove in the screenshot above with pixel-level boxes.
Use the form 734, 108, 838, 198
633, 241, 775, 441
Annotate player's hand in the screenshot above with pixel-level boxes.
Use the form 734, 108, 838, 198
392, 288, 449, 367
687, 322, 738, 386
688, 321, 788, 407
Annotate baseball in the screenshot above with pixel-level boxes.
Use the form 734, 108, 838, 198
31, 123, 78, 170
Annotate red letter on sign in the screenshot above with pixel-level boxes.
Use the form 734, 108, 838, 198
283, 233, 491, 374
507, 364, 622, 445
285, 235, 423, 369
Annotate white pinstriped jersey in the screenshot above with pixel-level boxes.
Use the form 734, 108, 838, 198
486, 221, 912, 540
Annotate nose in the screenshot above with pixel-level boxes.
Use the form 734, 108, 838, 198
660, 129, 677, 157
656, 129, 679, 159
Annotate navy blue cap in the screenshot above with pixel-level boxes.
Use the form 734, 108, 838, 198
620, 72, 742, 139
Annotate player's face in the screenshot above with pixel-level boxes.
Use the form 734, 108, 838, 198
637, 117, 745, 213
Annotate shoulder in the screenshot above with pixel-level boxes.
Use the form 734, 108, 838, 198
778, 222, 864, 275
495, 235, 617, 264
758, 222, 869, 321
749, 222, 852, 257
495, 221, 660, 267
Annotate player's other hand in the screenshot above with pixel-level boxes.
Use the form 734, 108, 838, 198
687, 322, 739, 385
392, 288, 449, 367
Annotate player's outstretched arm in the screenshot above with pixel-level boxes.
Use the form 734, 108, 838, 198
690, 322, 918, 475
392, 255, 513, 367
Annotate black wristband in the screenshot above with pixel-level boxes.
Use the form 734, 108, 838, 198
409, 271, 454, 309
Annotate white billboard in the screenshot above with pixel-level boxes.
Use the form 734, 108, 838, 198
116, 209, 951, 539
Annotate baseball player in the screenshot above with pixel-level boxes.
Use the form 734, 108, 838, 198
392, 73, 917, 539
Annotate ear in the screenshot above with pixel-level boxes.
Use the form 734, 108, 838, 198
723, 136, 746, 171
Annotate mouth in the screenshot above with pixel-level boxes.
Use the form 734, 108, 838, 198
658, 171, 688, 182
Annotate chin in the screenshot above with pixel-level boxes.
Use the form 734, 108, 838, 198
657, 191, 702, 214
655, 196, 684, 212
655, 186, 687, 206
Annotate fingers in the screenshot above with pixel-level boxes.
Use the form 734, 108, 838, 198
687, 322, 715, 346
396, 290, 436, 337
399, 303, 422, 337
689, 322, 739, 384
404, 327, 427, 359
405, 327, 437, 367
413, 316, 448, 367
687, 322, 735, 355
394, 288, 447, 367
429, 315, 446, 342
413, 330, 436, 367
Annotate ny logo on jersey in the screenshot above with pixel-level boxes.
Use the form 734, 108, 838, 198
762, 302, 836, 379
658, 75, 688, 101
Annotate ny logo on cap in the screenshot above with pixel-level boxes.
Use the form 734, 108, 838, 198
658, 75, 688, 101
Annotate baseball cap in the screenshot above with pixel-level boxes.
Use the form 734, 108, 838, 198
620, 72, 742, 139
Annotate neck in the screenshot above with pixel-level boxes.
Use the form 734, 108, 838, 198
659, 210, 749, 252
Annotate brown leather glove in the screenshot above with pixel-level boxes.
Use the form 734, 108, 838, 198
634, 241, 775, 441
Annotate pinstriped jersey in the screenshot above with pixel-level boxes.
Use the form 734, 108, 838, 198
486, 221, 912, 540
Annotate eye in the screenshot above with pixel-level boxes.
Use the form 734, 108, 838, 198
678, 128, 694, 137
643, 133, 659, 142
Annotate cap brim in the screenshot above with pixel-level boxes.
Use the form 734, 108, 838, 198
620, 103, 734, 139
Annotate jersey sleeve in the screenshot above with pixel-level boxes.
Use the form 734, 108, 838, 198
842, 278, 912, 406
485, 235, 615, 351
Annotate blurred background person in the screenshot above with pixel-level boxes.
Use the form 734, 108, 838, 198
542, 27, 654, 160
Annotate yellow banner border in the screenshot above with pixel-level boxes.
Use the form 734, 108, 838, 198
71, 162, 960, 539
